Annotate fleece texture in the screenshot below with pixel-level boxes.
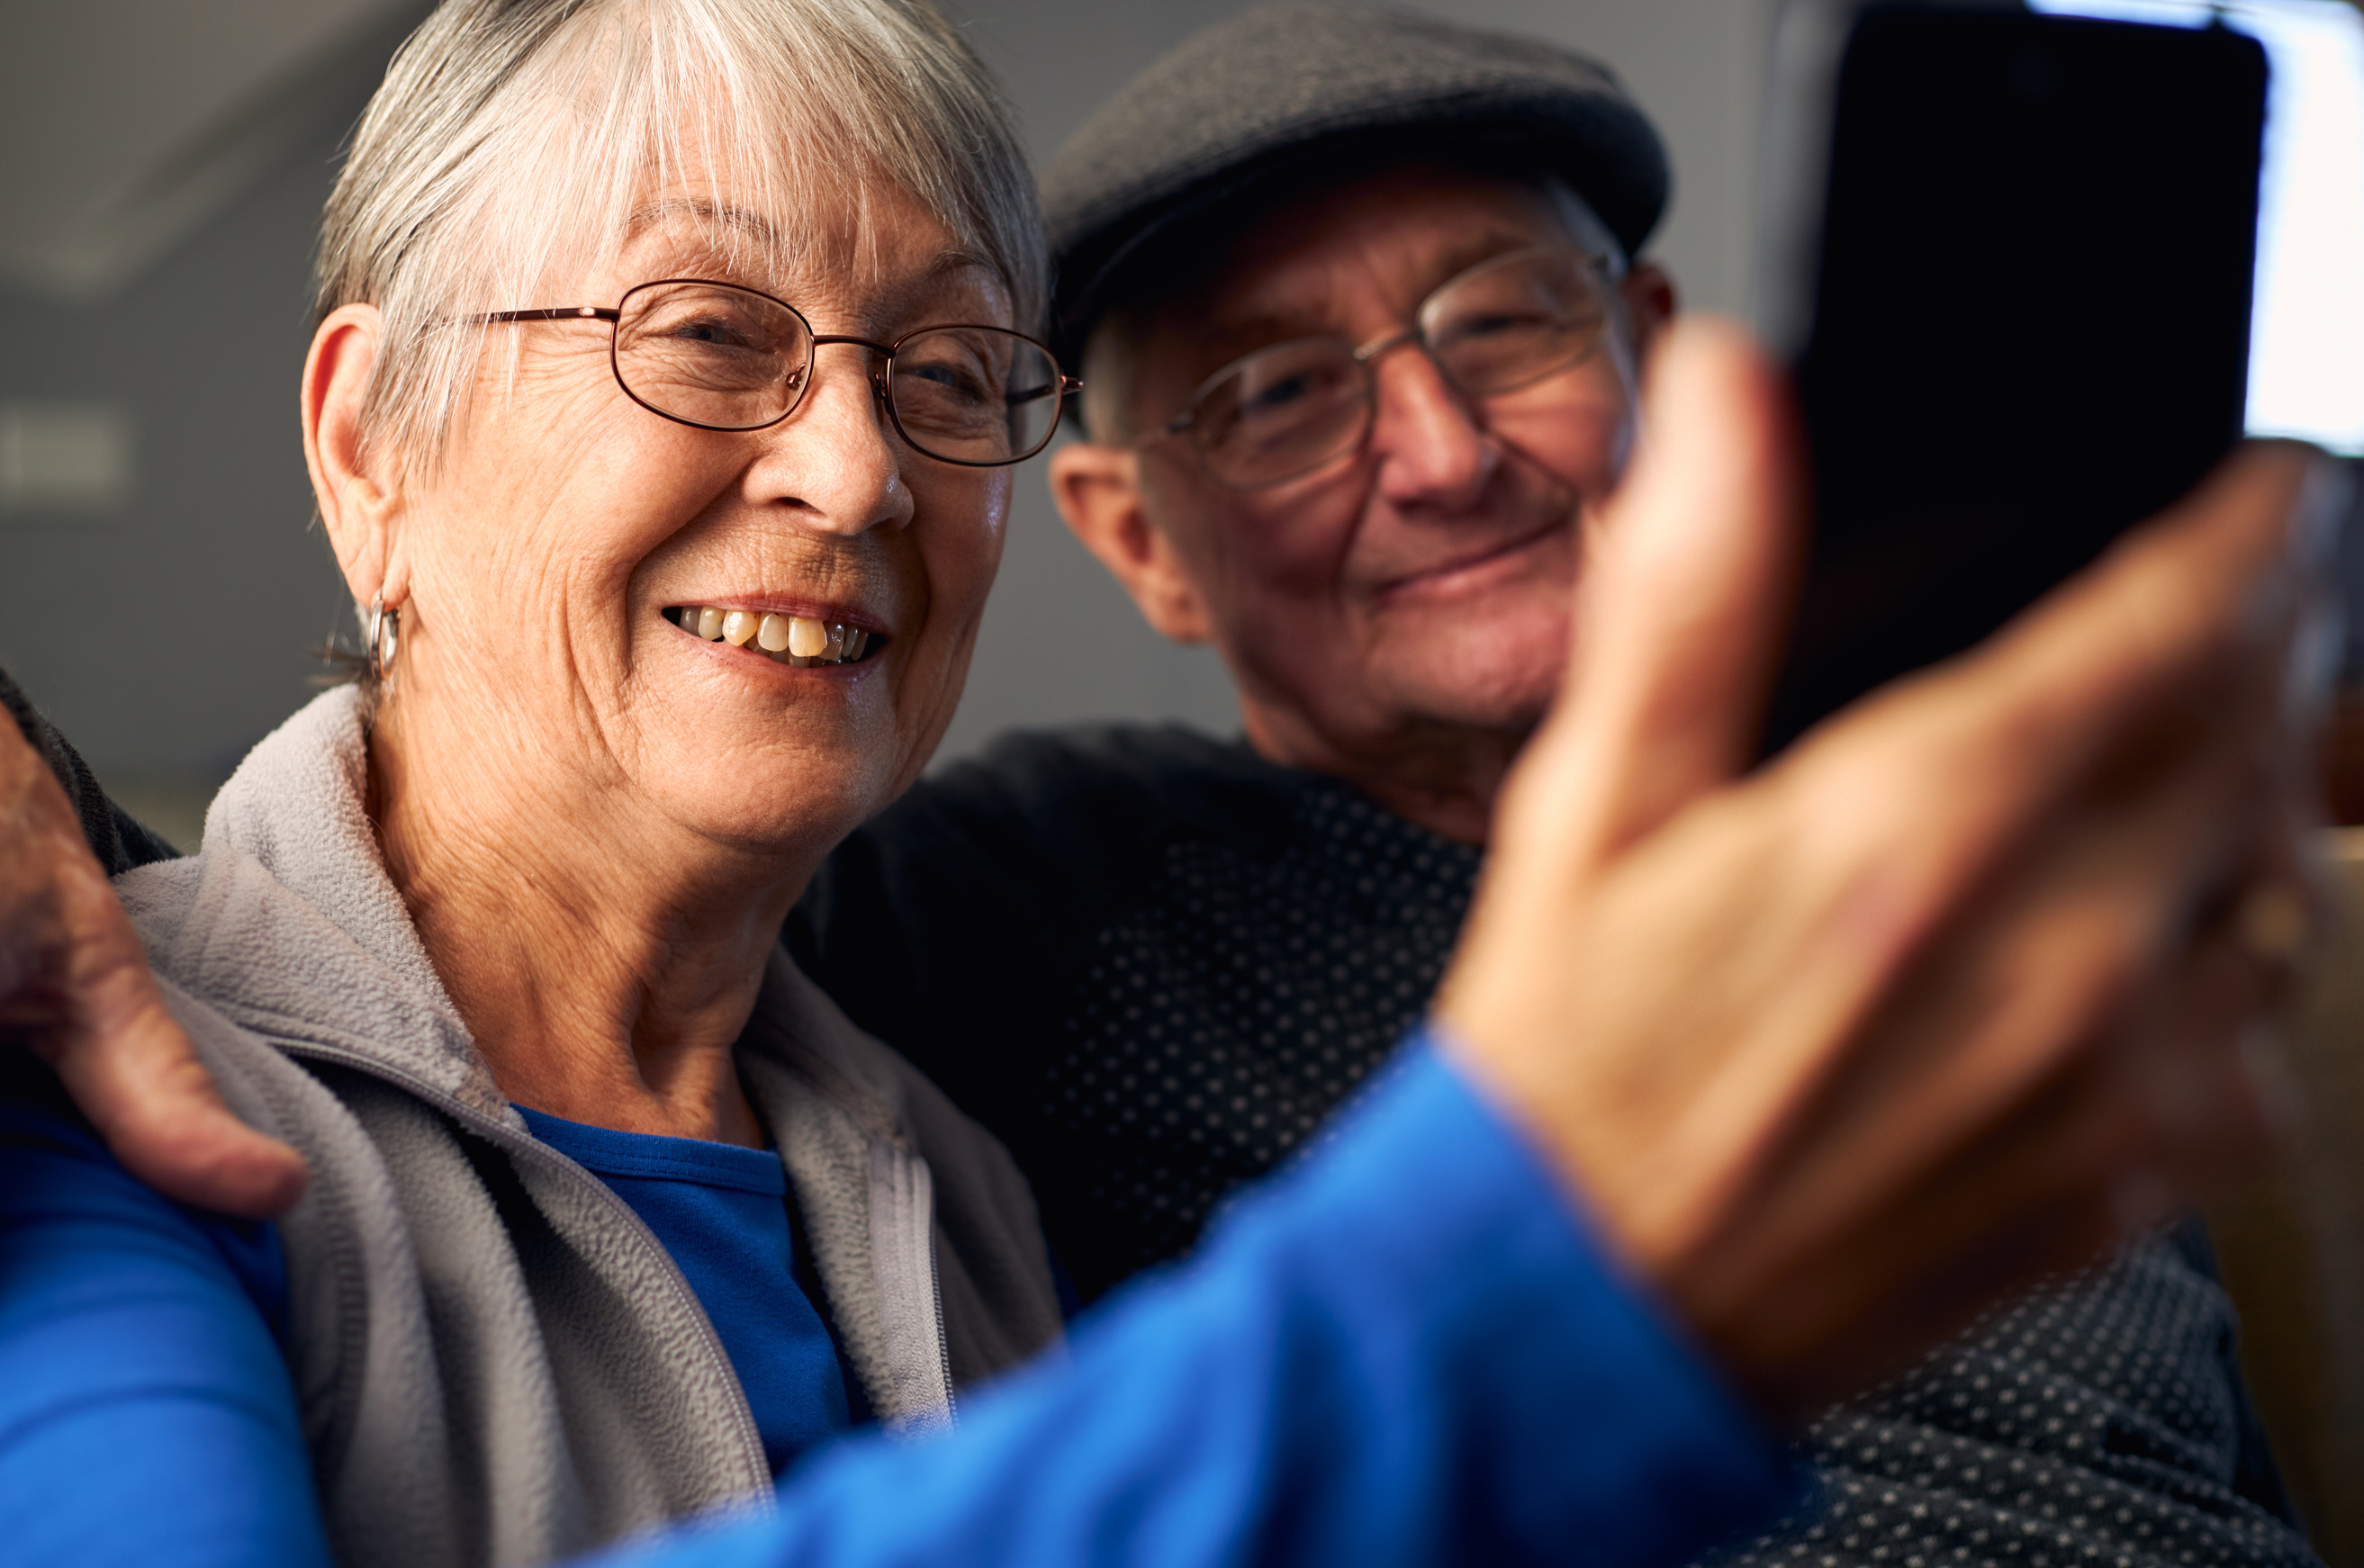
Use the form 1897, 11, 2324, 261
113, 686, 1061, 1568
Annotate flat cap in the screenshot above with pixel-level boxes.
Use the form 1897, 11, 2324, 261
1042, 3, 1671, 356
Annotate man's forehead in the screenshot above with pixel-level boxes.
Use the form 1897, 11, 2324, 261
1038, 6, 1668, 365
1189, 173, 1584, 347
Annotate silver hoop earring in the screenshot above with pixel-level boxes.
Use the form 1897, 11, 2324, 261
368, 594, 401, 684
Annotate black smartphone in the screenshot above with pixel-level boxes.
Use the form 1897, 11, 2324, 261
1754, 0, 2270, 755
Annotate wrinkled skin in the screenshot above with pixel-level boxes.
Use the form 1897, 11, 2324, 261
304, 173, 1015, 1142
1051, 165, 1675, 843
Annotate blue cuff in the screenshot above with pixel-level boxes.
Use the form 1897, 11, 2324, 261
1199, 1030, 1801, 1566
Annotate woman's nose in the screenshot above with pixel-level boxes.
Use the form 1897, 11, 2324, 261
744, 347, 916, 536
1367, 345, 1498, 512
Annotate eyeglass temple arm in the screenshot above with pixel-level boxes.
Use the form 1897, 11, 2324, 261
474, 307, 623, 323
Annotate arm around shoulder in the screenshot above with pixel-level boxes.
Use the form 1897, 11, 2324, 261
583, 1037, 1794, 1568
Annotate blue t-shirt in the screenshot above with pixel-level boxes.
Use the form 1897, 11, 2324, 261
515, 1105, 852, 1472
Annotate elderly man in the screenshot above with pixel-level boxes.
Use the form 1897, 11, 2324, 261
781, 8, 2317, 1565
0, 5, 2329, 1565
794, 6, 1677, 1295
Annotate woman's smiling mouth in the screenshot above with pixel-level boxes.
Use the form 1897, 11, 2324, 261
664, 605, 885, 668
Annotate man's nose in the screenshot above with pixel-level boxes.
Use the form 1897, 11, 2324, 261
745, 347, 916, 536
1366, 344, 1498, 511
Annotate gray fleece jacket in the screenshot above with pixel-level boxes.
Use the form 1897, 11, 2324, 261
113, 687, 1064, 1568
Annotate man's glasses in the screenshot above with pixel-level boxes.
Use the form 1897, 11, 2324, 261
1141, 247, 1616, 491
480, 279, 1081, 467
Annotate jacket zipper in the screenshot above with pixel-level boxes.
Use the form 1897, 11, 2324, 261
273, 1037, 776, 1500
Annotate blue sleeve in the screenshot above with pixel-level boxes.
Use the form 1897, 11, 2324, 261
0, 1068, 331, 1568
598, 1038, 1798, 1568
0, 1037, 1791, 1568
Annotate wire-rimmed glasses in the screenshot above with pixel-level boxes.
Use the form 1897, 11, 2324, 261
1140, 246, 1616, 491
480, 278, 1080, 467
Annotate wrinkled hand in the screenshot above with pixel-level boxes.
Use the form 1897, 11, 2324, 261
1438, 318, 2327, 1421
0, 710, 306, 1218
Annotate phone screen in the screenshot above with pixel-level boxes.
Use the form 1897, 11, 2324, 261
1755, 4, 2270, 754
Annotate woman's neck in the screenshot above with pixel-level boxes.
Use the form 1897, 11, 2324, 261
368, 700, 820, 1149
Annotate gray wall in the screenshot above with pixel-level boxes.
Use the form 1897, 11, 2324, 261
0, 1, 1769, 843
0, 117, 362, 847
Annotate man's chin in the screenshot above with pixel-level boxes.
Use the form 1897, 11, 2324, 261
1367, 608, 1570, 736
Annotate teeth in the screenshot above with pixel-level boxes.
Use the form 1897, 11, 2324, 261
678, 607, 875, 666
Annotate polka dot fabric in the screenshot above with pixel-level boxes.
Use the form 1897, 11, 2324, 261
1034, 779, 1481, 1283
1715, 1237, 2316, 1568
794, 725, 2312, 1563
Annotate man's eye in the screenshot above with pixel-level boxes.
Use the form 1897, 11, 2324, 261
1448, 309, 1561, 343
1240, 374, 1317, 416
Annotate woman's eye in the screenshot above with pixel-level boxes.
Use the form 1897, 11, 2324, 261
666, 315, 758, 349
897, 347, 997, 410
904, 362, 982, 394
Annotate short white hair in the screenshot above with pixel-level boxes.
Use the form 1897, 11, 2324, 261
319, 0, 1043, 474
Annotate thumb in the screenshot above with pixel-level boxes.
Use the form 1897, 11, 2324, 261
1519, 318, 1804, 869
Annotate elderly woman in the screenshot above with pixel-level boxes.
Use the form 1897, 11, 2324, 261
0, 0, 2323, 1565
11, 0, 1087, 1551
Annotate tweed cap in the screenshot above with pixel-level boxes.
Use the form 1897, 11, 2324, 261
1042, 3, 1671, 357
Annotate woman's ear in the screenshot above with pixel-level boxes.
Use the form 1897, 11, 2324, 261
1048, 442, 1214, 645
302, 304, 406, 607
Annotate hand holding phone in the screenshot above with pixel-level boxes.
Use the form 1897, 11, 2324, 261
1755, 0, 2269, 753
